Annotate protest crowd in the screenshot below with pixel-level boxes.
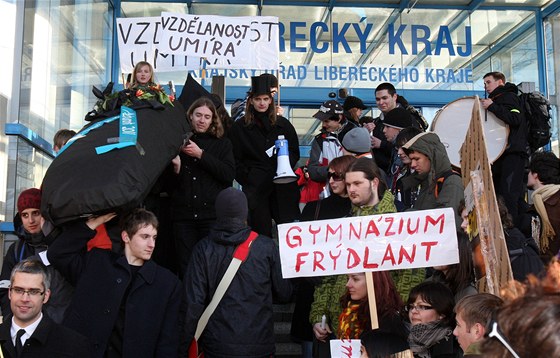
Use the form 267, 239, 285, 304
2, 61, 560, 358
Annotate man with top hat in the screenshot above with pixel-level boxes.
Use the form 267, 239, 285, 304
307, 100, 357, 192
0, 189, 73, 324
229, 76, 300, 237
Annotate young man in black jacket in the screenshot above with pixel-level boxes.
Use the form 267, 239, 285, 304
47, 209, 181, 358
481, 71, 528, 226
183, 188, 292, 358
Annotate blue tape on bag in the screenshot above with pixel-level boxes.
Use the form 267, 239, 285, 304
56, 116, 120, 156
95, 106, 137, 154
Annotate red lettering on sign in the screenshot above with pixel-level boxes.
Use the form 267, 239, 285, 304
349, 221, 362, 241
407, 217, 420, 234
286, 226, 302, 248
295, 252, 309, 272
424, 213, 445, 233
309, 225, 321, 245
398, 244, 416, 264
365, 219, 380, 237
326, 223, 342, 243
381, 243, 396, 266
421, 241, 438, 260
329, 244, 342, 271
346, 248, 360, 269
363, 247, 379, 269
313, 251, 325, 271
384, 217, 395, 236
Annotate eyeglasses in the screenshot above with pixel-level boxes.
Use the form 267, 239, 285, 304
487, 320, 520, 358
405, 304, 434, 312
10, 287, 45, 297
327, 172, 344, 181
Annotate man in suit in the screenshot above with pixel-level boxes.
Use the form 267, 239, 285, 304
0, 259, 91, 357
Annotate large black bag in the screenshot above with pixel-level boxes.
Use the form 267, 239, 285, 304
41, 102, 189, 225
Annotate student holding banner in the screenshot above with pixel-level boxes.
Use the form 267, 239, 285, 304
229, 75, 300, 237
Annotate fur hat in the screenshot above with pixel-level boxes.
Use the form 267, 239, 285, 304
215, 188, 248, 222
342, 128, 371, 154
343, 96, 367, 111
313, 100, 344, 121
383, 107, 413, 129
17, 188, 41, 213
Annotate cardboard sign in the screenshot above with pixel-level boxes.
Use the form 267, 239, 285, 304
116, 16, 200, 73
459, 97, 513, 295
278, 208, 459, 278
158, 13, 279, 70
330, 339, 361, 358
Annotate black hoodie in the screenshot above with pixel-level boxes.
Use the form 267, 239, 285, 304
487, 82, 528, 155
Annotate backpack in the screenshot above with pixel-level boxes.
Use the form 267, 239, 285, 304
435, 169, 461, 199
397, 95, 429, 131
518, 90, 552, 152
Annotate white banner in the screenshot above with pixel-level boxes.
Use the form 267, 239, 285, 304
278, 208, 459, 278
158, 13, 279, 70
116, 16, 200, 73
330, 339, 361, 358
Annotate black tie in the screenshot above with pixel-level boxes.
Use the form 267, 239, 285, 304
15, 329, 25, 356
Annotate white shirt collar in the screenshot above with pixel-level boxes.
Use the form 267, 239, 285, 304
11, 312, 43, 346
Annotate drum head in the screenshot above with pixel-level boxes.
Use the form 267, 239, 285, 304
431, 97, 508, 167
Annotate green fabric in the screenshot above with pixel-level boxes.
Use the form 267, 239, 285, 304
309, 274, 347, 333
464, 341, 483, 355
310, 192, 398, 333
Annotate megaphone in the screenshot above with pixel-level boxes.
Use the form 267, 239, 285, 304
273, 135, 298, 184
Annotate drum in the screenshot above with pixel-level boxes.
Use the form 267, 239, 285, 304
431, 96, 508, 167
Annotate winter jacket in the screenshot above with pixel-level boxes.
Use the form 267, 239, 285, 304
171, 132, 235, 221
47, 221, 182, 358
0, 214, 73, 323
183, 220, 292, 358
402, 132, 464, 230
487, 82, 527, 155
307, 120, 356, 183
229, 112, 300, 210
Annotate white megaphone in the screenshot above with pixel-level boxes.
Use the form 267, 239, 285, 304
273, 135, 298, 184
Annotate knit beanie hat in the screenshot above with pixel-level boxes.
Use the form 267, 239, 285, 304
342, 128, 371, 154
383, 107, 413, 129
17, 188, 41, 213
215, 188, 248, 221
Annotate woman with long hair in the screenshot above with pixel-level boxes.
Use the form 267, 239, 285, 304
338, 271, 405, 340
229, 75, 300, 237
171, 97, 235, 277
291, 155, 356, 358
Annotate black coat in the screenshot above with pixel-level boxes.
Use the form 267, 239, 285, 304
183, 222, 292, 358
488, 83, 527, 154
229, 112, 300, 209
0, 314, 93, 358
47, 222, 182, 358
171, 133, 235, 221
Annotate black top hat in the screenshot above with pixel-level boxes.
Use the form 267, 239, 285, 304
250, 76, 273, 96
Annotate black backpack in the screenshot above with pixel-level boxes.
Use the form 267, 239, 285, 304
518, 90, 552, 152
397, 95, 428, 131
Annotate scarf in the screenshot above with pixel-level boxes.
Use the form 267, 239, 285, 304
531, 184, 560, 252
337, 302, 363, 339
408, 320, 453, 358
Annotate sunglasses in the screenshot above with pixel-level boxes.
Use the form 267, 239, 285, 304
327, 172, 344, 181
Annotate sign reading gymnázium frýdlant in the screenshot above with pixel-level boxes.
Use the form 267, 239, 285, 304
278, 207, 459, 278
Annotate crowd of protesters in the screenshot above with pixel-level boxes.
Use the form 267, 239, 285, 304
1, 64, 559, 358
